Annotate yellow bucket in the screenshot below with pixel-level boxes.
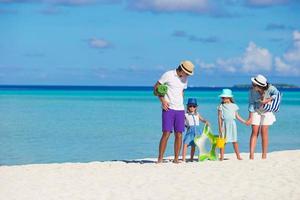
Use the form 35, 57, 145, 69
216, 137, 226, 149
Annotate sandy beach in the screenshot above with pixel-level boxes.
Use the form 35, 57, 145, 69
1, 150, 300, 200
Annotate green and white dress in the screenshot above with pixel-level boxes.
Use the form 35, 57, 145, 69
218, 103, 239, 143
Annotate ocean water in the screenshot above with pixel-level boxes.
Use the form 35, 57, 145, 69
0, 86, 299, 165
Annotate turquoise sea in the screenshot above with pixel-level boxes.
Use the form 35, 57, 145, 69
0, 86, 299, 165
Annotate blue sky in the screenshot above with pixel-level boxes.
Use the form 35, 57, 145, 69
0, 0, 299, 86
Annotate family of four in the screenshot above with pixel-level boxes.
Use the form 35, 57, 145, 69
154, 60, 280, 163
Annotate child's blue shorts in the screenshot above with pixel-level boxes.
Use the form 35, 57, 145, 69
183, 126, 201, 147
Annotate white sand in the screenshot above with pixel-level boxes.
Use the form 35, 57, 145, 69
1, 150, 300, 200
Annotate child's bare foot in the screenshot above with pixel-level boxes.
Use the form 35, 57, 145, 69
249, 155, 254, 160
172, 159, 181, 164
182, 159, 186, 163
156, 157, 163, 164
236, 154, 242, 160
219, 157, 224, 161
262, 154, 267, 159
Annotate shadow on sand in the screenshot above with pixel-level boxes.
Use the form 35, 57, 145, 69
108, 159, 156, 164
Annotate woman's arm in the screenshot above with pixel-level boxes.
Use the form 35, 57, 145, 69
261, 85, 280, 105
248, 89, 256, 112
247, 89, 255, 125
245, 112, 253, 126
260, 98, 272, 105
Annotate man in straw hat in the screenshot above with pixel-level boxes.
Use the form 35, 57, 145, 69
154, 60, 195, 163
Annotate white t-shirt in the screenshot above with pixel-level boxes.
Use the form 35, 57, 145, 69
158, 69, 187, 110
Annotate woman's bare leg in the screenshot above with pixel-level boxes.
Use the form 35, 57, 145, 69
250, 125, 260, 159
261, 125, 269, 159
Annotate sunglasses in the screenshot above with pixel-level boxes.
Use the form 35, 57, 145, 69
188, 105, 197, 108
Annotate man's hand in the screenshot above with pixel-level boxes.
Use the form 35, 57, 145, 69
161, 100, 169, 111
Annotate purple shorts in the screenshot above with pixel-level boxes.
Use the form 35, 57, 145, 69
162, 109, 185, 133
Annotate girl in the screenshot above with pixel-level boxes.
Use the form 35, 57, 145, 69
246, 74, 280, 159
182, 98, 209, 162
218, 89, 247, 161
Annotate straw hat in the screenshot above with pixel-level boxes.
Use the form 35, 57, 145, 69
251, 74, 267, 87
219, 89, 233, 98
180, 60, 194, 75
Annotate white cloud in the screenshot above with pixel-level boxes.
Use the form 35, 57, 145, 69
275, 30, 300, 75
48, 0, 120, 5
246, 0, 289, 7
197, 31, 300, 77
242, 41, 273, 72
88, 38, 112, 49
216, 57, 242, 72
275, 57, 293, 72
48, 0, 97, 5
283, 30, 300, 62
128, 0, 212, 13
196, 59, 216, 70
0, 0, 120, 6
197, 42, 273, 74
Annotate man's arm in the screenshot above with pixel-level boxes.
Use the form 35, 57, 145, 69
154, 81, 169, 110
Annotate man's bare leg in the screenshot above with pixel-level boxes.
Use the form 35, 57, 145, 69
173, 132, 182, 163
157, 131, 170, 163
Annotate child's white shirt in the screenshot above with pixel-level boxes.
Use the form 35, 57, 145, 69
185, 113, 200, 127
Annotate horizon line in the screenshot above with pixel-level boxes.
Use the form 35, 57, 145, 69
0, 84, 299, 90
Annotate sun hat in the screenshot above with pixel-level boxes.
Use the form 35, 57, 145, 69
219, 89, 233, 98
187, 98, 198, 106
180, 60, 194, 76
251, 74, 267, 87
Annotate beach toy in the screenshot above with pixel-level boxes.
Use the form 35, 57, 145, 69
156, 84, 168, 96
194, 124, 218, 161
262, 92, 282, 112
216, 137, 226, 149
